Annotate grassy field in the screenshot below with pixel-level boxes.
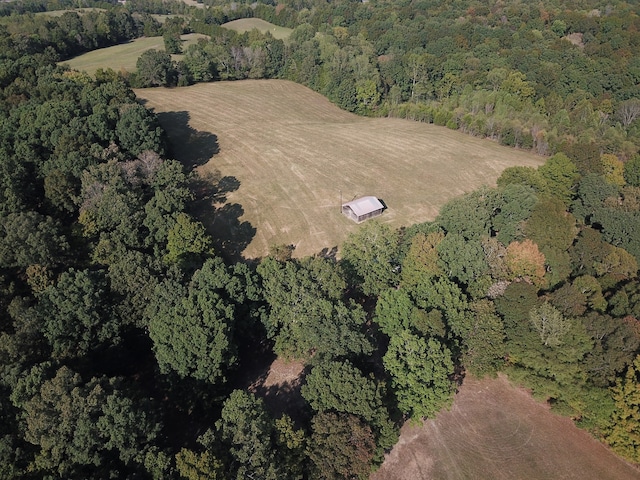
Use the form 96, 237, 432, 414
372, 375, 640, 480
34, 8, 105, 16
222, 18, 292, 40
136, 80, 546, 259
61, 34, 208, 76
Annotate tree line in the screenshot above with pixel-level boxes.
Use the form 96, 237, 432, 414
117, 0, 640, 164
4, 0, 639, 162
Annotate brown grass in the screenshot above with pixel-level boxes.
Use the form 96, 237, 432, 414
372, 374, 640, 480
135, 80, 545, 259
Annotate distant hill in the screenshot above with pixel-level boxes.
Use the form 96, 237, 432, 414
222, 18, 292, 40
61, 33, 208, 76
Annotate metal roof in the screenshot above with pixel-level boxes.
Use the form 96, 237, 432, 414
342, 196, 384, 216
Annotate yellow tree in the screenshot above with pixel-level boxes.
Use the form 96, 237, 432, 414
505, 239, 547, 287
606, 355, 640, 463
601, 153, 625, 187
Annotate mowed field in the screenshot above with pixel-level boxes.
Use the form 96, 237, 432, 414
222, 18, 293, 40
61, 34, 208, 76
372, 375, 640, 480
135, 80, 545, 259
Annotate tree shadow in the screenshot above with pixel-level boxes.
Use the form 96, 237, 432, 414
256, 379, 308, 425
209, 202, 257, 262
190, 169, 255, 262
316, 246, 338, 260
155, 110, 219, 170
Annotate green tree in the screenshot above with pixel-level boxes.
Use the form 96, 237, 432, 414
459, 300, 506, 376
116, 103, 166, 156
383, 329, 454, 421
341, 221, 400, 296
135, 49, 175, 87
183, 43, 217, 82
301, 360, 397, 452
258, 256, 371, 359
605, 355, 640, 463
492, 183, 537, 245
437, 233, 490, 293
497, 166, 547, 193
538, 152, 580, 205
436, 188, 495, 240
23, 367, 158, 478
0, 212, 68, 269
163, 32, 182, 54
164, 213, 215, 268
39, 268, 121, 359
216, 390, 280, 480
400, 231, 443, 288
147, 259, 236, 384
623, 154, 640, 187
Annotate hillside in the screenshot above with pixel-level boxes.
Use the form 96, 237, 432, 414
61, 33, 208, 75
136, 80, 544, 258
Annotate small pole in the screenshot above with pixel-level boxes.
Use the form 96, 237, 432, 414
339, 190, 342, 213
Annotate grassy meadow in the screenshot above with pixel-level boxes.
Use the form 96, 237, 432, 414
135, 80, 546, 259
34, 8, 106, 16
222, 18, 293, 40
61, 33, 208, 76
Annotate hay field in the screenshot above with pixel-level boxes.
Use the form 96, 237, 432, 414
34, 8, 106, 16
222, 18, 292, 40
136, 80, 545, 259
372, 375, 640, 480
61, 34, 208, 76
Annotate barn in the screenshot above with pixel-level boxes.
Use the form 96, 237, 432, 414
342, 196, 385, 223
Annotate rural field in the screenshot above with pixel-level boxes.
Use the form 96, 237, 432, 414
60, 33, 208, 76
372, 375, 640, 480
136, 80, 545, 259
222, 18, 293, 40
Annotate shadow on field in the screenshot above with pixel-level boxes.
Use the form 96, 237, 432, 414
190, 169, 256, 262
156, 110, 219, 169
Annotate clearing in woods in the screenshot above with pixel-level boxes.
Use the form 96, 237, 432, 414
61, 33, 209, 76
221, 18, 293, 40
372, 374, 640, 480
135, 80, 545, 259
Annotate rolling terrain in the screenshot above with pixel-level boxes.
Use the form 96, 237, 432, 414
61, 33, 208, 75
136, 79, 545, 258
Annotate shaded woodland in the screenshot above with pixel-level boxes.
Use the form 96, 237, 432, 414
0, 0, 639, 478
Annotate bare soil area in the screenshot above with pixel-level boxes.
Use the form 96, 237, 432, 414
136, 80, 545, 259
372, 374, 640, 480
249, 357, 306, 422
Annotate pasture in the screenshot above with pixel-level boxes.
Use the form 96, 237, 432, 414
60, 33, 208, 76
372, 375, 640, 480
222, 18, 292, 40
136, 80, 546, 259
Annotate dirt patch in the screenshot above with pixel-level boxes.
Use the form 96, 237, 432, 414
372, 374, 639, 480
249, 357, 307, 422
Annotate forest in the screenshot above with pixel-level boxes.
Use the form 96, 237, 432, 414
0, 0, 639, 478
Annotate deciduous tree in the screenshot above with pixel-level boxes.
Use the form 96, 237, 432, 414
307, 412, 376, 480
383, 329, 454, 421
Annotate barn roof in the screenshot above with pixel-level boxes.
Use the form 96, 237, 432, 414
342, 196, 384, 216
